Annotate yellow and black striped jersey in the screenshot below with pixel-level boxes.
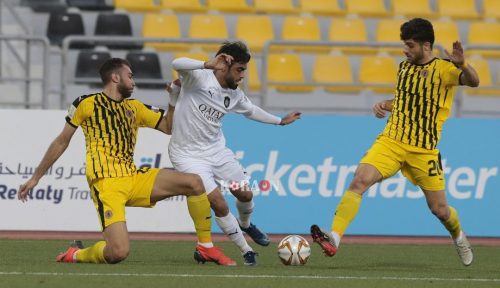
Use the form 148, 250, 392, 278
66, 92, 164, 181
382, 58, 462, 150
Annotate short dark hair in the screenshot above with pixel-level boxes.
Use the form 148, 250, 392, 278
216, 41, 251, 64
99, 58, 131, 84
400, 18, 435, 48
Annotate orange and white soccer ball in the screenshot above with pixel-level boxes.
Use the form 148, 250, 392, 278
277, 235, 311, 265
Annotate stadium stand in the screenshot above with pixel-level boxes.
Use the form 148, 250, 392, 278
66, 0, 114, 11
436, 0, 480, 20
246, 58, 261, 93
328, 18, 372, 54
344, 0, 390, 17
188, 14, 228, 52
46, 11, 87, 48
142, 14, 188, 51
312, 54, 359, 93
114, 0, 160, 13
206, 0, 254, 13
159, 0, 206, 13
391, 0, 436, 18
125, 51, 163, 88
279, 16, 326, 53
21, 0, 66, 13
375, 18, 406, 55
254, 0, 297, 14
432, 20, 460, 53
235, 15, 274, 53
482, 0, 500, 19
94, 13, 143, 50
297, 0, 345, 16
75, 50, 111, 82
463, 57, 497, 95
267, 54, 313, 93
358, 55, 397, 94
467, 22, 500, 58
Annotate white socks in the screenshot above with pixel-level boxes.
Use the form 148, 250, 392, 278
331, 231, 341, 247
236, 199, 254, 228
216, 212, 252, 254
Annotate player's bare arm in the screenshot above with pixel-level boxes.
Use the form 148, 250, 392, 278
18, 123, 77, 202
279, 111, 302, 126
373, 99, 393, 118
444, 41, 480, 87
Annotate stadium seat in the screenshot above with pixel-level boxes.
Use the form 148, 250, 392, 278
206, 0, 254, 13
254, 0, 297, 14
375, 19, 405, 55
391, 0, 436, 18
142, 14, 187, 51
94, 13, 142, 50
358, 55, 397, 93
22, 0, 66, 13
235, 15, 274, 53
75, 50, 111, 82
328, 18, 373, 54
312, 54, 359, 93
297, 0, 345, 16
467, 22, 500, 58
66, 0, 114, 11
345, 0, 389, 17
246, 58, 261, 92
114, 0, 160, 12
279, 16, 325, 53
267, 54, 313, 92
171, 52, 209, 79
432, 21, 460, 55
125, 51, 163, 88
436, 0, 480, 20
160, 0, 206, 13
463, 57, 498, 96
483, 0, 500, 19
188, 15, 228, 52
47, 11, 89, 48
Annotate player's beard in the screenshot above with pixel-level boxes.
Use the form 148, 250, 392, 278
409, 46, 425, 64
225, 74, 239, 90
118, 83, 133, 99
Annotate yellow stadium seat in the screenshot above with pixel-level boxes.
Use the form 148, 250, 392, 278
345, 0, 389, 17
160, 0, 206, 13
277, 16, 327, 53
436, 0, 480, 20
188, 15, 228, 52
236, 15, 274, 53
464, 58, 500, 96
206, 0, 253, 13
143, 14, 187, 51
467, 22, 500, 58
312, 54, 360, 93
483, 0, 500, 19
432, 21, 460, 55
246, 58, 261, 92
298, 0, 345, 16
328, 18, 373, 54
114, 0, 160, 12
171, 52, 209, 79
254, 0, 297, 14
375, 19, 405, 55
267, 54, 313, 92
359, 56, 397, 93
391, 0, 436, 18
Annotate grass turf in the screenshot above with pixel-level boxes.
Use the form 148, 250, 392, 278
0, 238, 499, 288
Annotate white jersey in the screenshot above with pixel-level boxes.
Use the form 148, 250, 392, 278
169, 68, 254, 158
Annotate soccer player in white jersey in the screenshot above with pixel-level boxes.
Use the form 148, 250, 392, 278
166, 41, 301, 266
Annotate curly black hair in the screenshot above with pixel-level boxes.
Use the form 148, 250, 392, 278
400, 18, 435, 48
216, 41, 251, 64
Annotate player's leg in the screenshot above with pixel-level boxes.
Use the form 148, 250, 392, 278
311, 136, 402, 256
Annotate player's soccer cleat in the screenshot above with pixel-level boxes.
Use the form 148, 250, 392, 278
194, 245, 236, 266
454, 231, 473, 266
55, 240, 84, 263
240, 223, 270, 246
310, 224, 337, 257
242, 251, 258, 266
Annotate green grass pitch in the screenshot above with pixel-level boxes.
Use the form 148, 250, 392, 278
0, 238, 499, 288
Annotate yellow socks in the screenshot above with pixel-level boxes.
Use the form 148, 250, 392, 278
187, 193, 212, 244
75, 241, 107, 263
443, 206, 462, 239
331, 190, 362, 237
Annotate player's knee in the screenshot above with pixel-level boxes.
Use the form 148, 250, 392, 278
349, 176, 371, 193
188, 175, 205, 196
235, 190, 253, 202
211, 199, 229, 217
429, 204, 449, 221
106, 246, 130, 264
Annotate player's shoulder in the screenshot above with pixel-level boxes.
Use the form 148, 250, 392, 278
436, 58, 458, 68
70, 93, 99, 108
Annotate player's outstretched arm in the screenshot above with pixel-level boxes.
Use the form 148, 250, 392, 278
279, 111, 302, 126
373, 100, 393, 119
18, 123, 77, 202
159, 79, 181, 135
444, 41, 479, 87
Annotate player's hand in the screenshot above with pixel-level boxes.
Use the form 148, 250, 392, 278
373, 102, 387, 118
205, 54, 233, 71
280, 111, 302, 125
18, 178, 38, 202
444, 41, 465, 67
166, 79, 181, 94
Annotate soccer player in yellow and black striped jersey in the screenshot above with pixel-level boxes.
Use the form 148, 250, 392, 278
311, 18, 480, 266
18, 58, 236, 266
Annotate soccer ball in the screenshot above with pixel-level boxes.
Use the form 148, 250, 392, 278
277, 235, 311, 265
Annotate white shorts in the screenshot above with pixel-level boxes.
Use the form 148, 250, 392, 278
170, 148, 249, 194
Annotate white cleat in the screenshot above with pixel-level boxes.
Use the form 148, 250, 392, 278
454, 231, 473, 266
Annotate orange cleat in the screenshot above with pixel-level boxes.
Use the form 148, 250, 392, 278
55, 240, 83, 263
194, 245, 236, 266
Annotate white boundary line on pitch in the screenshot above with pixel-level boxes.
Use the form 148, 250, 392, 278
1, 272, 500, 283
